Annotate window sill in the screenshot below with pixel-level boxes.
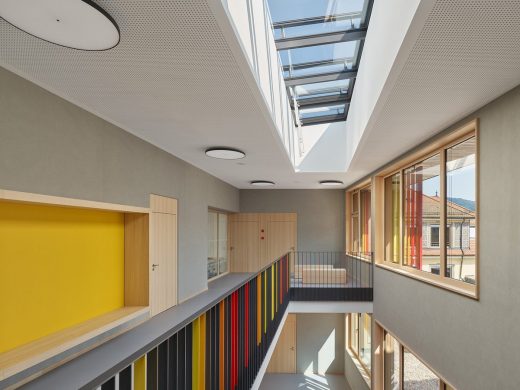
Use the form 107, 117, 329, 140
375, 262, 478, 299
346, 347, 371, 388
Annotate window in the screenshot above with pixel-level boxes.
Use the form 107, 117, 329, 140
430, 226, 440, 247
207, 210, 228, 280
381, 328, 456, 390
384, 333, 400, 390
446, 137, 477, 284
348, 313, 372, 375
379, 126, 478, 296
403, 348, 440, 389
347, 185, 371, 258
403, 153, 441, 273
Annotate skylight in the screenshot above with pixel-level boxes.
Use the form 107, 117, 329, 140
267, 0, 373, 126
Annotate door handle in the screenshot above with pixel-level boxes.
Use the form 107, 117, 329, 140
290, 346, 295, 351
152, 264, 159, 271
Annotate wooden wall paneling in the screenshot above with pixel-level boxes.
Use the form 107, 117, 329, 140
124, 213, 150, 307
266, 313, 296, 373
229, 213, 297, 272
149, 195, 178, 317
229, 215, 260, 272
150, 194, 178, 214
266, 220, 296, 266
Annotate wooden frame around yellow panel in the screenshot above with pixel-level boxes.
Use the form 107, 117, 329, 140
0, 189, 151, 384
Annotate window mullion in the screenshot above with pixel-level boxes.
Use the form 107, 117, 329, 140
440, 149, 447, 280
400, 169, 404, 266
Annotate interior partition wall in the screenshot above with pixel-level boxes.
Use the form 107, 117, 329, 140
97, 255, 290, 390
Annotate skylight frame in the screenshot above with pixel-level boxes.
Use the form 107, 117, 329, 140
271, 0, 373, 127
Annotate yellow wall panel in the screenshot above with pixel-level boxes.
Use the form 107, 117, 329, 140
0, 201, 125, 353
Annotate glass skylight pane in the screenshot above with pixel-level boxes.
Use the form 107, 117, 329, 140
300, 104, 345, 119
268, 0, 369, 24
279, 40, 360, 70
293, 79, 350, 99
276, 17, 362, 40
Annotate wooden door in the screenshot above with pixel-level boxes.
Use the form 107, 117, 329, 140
229, 216, 260, 272
267, 314, 296, 373
150, 195, 178, 316
266, 220, 296, 267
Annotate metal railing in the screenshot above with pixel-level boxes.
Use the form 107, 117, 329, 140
289, 251, 373, 301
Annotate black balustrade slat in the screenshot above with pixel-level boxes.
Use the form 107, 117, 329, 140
147, 348, 158, 390
119, 366, 132, 390
158, 340, 168, 390
177, 328, 186, 390
168, 333, 177, 390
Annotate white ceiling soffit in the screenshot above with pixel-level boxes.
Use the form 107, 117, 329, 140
344, 0, 520, 186
0, 0, 350, 189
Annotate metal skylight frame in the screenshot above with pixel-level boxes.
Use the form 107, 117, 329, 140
273, 0, 374, 126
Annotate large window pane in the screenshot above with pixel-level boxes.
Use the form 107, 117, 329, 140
385, 173, 401, 263
268, 0, 369, 25
403, 154, 441, 274
299, 104, 345, 120
218, 213, 228, 275
279, 40, 360, 73
351, 192, 359, 253
403, 348, 440, 389
384, 333, 400, 390
359, 313, 371, 372
293, 79, 350, 100
208, 212, 218, 279
360, 188, 371, 254
350, 313, 359, 353
446, 137, 477, 284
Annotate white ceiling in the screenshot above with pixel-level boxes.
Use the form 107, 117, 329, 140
2, 0, 520, 189
345, 0, 520, 186
0, 0, 347, 189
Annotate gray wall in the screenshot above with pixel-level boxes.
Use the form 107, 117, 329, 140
296, 313, 345, 374
240, 189, 345, 252
0, 67, 239, 302
374, 84, 520, 389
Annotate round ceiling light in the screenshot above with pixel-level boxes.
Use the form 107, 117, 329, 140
0, 0, 120, 51
319, 180, 344, 186
251, 180, 275, 187
205, 147, 245, 160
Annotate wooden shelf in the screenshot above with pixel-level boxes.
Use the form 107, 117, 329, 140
0, 306, 149, 382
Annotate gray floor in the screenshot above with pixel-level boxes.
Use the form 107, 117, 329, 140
260, 373, 351, 390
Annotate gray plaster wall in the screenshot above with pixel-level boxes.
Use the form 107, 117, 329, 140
240, 189, 345, 252
374, 85, 520, 389
296, 313, 345, 374
0, 67, 239, 302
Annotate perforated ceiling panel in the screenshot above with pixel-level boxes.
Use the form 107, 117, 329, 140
0, 0, 313, 188
349, 0, 520, 182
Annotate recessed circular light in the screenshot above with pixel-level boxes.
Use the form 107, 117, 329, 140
0, 0, 120, 51
319, 180, 344, 186
205, 147, 245, 160
251, 180, 275, 187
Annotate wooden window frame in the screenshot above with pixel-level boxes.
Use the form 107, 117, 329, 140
374, 321, 456, 390
346, 181, 373, 262
348, 313, 372, 377
207, 209, 230, 282
373, 120, 479, 299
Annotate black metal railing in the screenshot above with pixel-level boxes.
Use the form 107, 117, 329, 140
289, 251, 373, 301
